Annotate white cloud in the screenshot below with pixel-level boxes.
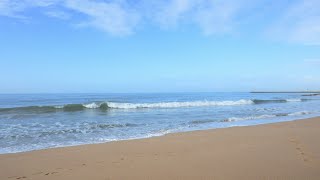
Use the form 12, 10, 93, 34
44, 10, 71, 20
267, 0, 320, 45
1, 0, 246, 35
193, 1, 241, 35
0, 0, 140, 35
0, 0, 319, 42
303, 58, 320, 65
141, 0, 255, 34
0, 0, 28, 18
0, 0, 59, 18
64, 0, 140, 36
149, 0, 196, 28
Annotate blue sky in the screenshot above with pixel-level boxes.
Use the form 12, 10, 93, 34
0, 0, 319, 93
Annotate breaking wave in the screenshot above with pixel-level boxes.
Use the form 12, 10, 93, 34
0, 98, 310, 113
106, 99, 253, 109
252, 98, 308, 104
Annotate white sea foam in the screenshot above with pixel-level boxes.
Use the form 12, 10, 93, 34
83, 102, 100, 109
145, 129, 174, 138
226, 114, 277, 122
54, 105, 63, 109
106, 99, 253, 109
286, 98, 302, 102
288, 111, 312, 116
225, 111, 314, 122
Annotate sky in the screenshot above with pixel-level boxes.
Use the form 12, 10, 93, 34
0, 0, 319, 93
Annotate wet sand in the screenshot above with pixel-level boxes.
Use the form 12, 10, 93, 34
1, 117, 320, 180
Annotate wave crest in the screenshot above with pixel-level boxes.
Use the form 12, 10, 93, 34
107, 99, 253, 109
0, 98, 311, 113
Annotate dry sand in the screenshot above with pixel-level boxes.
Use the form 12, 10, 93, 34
1, 117, 320, 180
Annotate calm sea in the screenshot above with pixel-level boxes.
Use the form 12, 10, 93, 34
1, 92, 320, 154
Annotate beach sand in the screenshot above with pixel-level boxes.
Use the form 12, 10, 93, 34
1, 117, 320, 180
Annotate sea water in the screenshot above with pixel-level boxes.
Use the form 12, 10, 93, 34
1, 92, 320, 154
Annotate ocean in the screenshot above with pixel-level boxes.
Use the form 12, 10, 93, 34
1, 92, 320, 154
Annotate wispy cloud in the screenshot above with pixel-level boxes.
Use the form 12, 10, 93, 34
140, 0, 257, 35
147, 0, 196, 28
193, 0, 243, 35
0, 0, 319, 43
0, 0, 140, 35
267, 0, 320, 45
2, 0, 246, 35
44, 10, 71, 20
0, 0, 59, 18
0, 0, 28, 18
64, 0, 140, 36
303, 58, 320, 65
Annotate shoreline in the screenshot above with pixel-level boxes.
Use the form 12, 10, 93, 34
2, 114, 319, 155
1, 117, 320, 179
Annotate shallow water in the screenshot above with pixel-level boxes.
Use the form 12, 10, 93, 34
1, 92, 320, 154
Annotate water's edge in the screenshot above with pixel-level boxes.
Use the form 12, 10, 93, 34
3, 114, 319, 155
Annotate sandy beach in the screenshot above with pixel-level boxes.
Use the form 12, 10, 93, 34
2, 1, 319, 179
1, 117, 320, 180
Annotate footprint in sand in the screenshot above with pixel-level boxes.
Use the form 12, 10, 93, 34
16, 176, 27, 179
44, 172, 58, 176
7, 176, 17, 179
289, 137, 311, 163
31, 172, 43, 175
